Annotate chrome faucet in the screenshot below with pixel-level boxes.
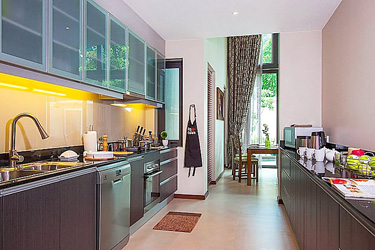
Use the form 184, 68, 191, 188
9, 113, 49, 168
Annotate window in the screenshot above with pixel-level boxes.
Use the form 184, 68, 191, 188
158, 59, 183, 147
246, 34, 279, 167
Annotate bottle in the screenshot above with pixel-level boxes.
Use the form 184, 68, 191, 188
102, 134, 108, 151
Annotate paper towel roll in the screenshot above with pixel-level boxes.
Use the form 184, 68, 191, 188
84, 131, 97, 152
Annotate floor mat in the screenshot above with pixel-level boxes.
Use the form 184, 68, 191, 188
153, 211, 202, 233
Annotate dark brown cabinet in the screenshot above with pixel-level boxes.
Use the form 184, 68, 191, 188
160, 158, 177, 183
60, 172, 96, 250
3, 180, 61, 250
280, 150, 340, 250
340, 207, 375, 250
160, 175, 177, 202
129, 155, 145, 226
2, 170, 96, 250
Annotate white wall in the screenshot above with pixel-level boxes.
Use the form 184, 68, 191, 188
323, 0, 375, 150
279, 31, 323, 139
166, 39, 207, 196
94, 0, 165, 54
204, 38, 227, 181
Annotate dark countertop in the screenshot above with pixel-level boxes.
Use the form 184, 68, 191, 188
0, 147, 176, 190
282, 148, 375, 228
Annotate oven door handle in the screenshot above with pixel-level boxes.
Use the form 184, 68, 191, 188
144, 170, 163, 178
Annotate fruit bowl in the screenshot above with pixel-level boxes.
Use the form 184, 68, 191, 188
345, 155, 375, 178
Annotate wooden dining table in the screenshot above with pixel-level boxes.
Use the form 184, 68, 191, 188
246, 146, 279, 186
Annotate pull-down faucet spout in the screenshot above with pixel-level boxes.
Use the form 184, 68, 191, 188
9, 113, 49, 168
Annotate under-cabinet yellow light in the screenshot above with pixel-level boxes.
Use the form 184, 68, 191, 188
111, 103, 127, 108
0, 82, 28, 90
33, 89, 66, 97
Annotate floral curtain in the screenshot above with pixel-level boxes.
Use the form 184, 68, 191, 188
227, 35, 262, 166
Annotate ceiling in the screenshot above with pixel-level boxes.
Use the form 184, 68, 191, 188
123, 0, 342, 40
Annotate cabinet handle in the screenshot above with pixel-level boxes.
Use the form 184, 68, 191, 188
112, 177, 123, 184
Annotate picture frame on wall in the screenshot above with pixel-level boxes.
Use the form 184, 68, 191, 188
217, 87, 224, 120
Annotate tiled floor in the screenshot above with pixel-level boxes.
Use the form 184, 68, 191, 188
124, 168, 299, 250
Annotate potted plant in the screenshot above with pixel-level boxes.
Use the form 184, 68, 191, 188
160, 131, 168, 148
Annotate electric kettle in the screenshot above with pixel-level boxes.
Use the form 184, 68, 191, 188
310, 131, 327, 149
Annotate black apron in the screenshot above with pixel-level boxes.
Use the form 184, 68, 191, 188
184, 104, 203, 177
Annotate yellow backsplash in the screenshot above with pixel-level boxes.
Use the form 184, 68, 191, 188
0, 73, 156, 153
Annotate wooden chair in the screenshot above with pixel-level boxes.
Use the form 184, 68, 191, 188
231, 135, 258, 183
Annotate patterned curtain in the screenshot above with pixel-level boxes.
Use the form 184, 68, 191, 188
227, 35, 262, 166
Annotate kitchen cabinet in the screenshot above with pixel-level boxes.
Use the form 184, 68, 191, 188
160, 158, 177, 183
2, 170, 96, 250
129, 155, 145, 226
156, 53, 165, 103
160, 175, 177, 202
128, 31, 146, 95
280, 150, 340, 250
0, 0, 46, 70
146, 46, 156, 100
159, 149, 178, 203
317, 188, 340, 250
340, 206, 375, 250
84, 0, 108, 87
60, 172, 96, 250
3, 179, 61, 250
49, 0, 82, 80
109, 16, 127, 92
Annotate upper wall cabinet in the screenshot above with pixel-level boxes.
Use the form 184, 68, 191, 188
128, 31, 145, 95
157, 53, 165, 103
84, 0, 107, 87
49, 0, 83, 80
109, 16, 127, 92
0, 0, 46, 70
146, 46, 156, 100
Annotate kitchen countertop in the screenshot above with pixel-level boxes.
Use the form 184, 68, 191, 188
0, 147, 176, 190
282, 148, 375, 229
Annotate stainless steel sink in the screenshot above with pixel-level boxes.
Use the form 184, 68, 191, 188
0, 169, 45, 182
21, 162, 84, 171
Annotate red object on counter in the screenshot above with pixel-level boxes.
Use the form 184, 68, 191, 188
352, 150, 365, 156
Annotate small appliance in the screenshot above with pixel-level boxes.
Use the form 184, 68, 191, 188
284, 126, 323, 149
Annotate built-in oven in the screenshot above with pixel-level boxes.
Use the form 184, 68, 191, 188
144, 159, 162, 213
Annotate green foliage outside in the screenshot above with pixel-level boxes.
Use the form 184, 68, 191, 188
261, 37, 277, 110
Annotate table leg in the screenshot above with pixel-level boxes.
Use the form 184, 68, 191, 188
247, 149, 252, 186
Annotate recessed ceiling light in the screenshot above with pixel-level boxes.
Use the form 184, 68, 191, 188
232, 11, 239, 16
65, 26, 70, 30
33, 89, 66, 97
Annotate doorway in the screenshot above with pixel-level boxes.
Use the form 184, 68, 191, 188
207, 63, 215, 185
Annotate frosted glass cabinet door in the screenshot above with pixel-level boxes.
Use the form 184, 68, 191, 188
109, 17, 127, 92
1, 0, 46, 70
50, 0, 82, 80
128, 31, 145, 95
157, 53, 165, 103
146, 46, 156, 100
84, 0, 107, 86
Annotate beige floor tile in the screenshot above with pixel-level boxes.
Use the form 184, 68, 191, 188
124, 168, 299, 250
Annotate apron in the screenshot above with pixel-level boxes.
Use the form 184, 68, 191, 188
184, 104, 203, 177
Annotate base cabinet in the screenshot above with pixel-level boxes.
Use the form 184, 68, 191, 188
3, 180, 61, 250
281, 150, 340, 250
2, 171, 96, 250
60, 172, 96, 250
340, 207, 375, 250
160, 176, 177, 202
129, 155, 145, 226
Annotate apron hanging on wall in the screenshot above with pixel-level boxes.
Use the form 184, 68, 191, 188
184, 104, 203, 177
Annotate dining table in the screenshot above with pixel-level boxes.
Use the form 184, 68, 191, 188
246, 145, 279, 186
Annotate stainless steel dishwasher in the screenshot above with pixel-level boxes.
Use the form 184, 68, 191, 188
97, 161, 131, 250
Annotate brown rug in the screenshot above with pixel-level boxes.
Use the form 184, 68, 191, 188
153, 211, 202, 233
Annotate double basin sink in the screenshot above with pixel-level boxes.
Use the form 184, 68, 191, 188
0, 162, 85, 182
